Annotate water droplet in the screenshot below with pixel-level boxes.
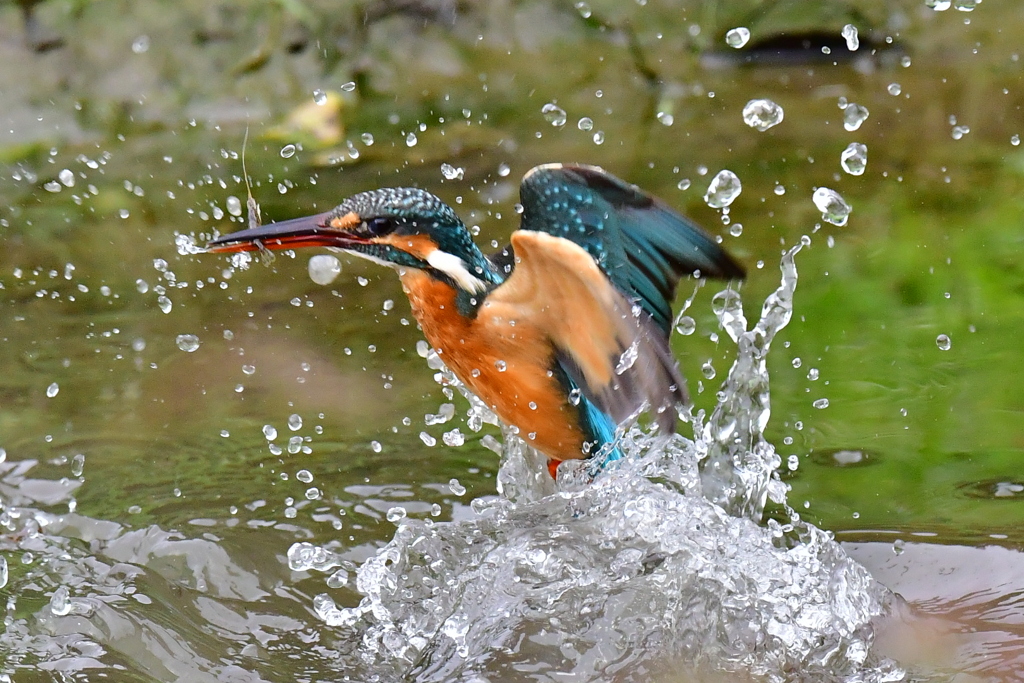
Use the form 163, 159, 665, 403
577, 117, 593, 131
386, 507, 406, 523
419, 431, 436, 447
893, 539, 905, 555
406, 132, 418, 147
951, 125, 970, 140
288, 414, 303, 431
725, 27, 750, 48
263, 425, 277, 441
441, 163, 464, 180
677, 178, 691, 190
812, 187, 852, 226
361, 132, 374, 145
448, 478, 466, 496
280, 144, 296, 159
842, 24, 859, 51
287, 542, 339, 572
443, 428, 465, 447
327, 569, 349, 588
382, 507, 405, 524
131, 35, 150, 54
58, 169, 75, 187
701, 361, 716, 380
675, 316, 696, 336
497, 162, 511, 177
1012, 134, 1020, 146
742, 99, 784, 131
843, 104, 870, 131
313, 89, 327, 105
44, 180, 61, 193
840, 142, 868, 176
813, 398, 830, 409
787, 454, 800, 471
288, 435, 302, 454
0, 557, 7, 589
936, 334, 952, 350
574, 1, 591, 18
50, 586, 72, 616
176, 334, 201, 352
954, 0, 978, 10
308, 254, 342, 285
71, 453, 85, 477
430, 503, 442, 516
46, 382, 59, 398
887, 83, 902, 96
296, 469, 313, 483
222, 195, 242, 217
157, 296, 172, 314
495, 360, 507, 372
729, 223, 743, 237
615, 341, 640, 375
175, 233, 201, 256
541, 103, 567, 127
926, 0, 951, 9
773, 185, 785, 195
656, 111, 674, 126
704, 170, 742, 208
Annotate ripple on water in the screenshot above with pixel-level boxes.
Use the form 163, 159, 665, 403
811, 448, 879, 469
957, 478, 1024, 500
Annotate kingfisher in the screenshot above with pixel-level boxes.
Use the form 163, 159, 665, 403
206, 164, 744, 477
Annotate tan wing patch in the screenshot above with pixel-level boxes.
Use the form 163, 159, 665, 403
487, 231, 632, 391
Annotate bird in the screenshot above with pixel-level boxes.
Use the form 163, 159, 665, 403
206, 163, 744, 477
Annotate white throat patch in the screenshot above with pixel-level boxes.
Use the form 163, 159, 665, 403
426, 249, 488, 294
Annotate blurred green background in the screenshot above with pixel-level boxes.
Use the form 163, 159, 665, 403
1, 0, 1023, 676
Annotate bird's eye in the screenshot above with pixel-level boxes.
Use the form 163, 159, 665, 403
365, 217, 392, 235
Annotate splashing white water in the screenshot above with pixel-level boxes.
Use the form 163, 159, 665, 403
302, 244, 900, 682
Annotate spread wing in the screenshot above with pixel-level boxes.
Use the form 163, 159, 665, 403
517, 163, 744, 333
487, 230, 686, 435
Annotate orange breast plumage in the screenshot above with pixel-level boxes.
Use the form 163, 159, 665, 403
399, 269, 587, 461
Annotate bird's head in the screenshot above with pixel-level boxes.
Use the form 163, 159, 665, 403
207, 187, 497, 294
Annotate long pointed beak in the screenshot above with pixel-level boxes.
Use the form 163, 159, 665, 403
205, 211, 368, 253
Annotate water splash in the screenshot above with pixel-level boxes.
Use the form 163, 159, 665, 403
842, 24, 860, 51
541, 103, 567, 127
726, 27, 751, 49
843, 104, 870, 132
309, 245, 899, 682
841, 143, 868, 176
813, 188, 852, 226
704, 170, 742, 209
698, 244, 799, 518
742, 99, 785, 131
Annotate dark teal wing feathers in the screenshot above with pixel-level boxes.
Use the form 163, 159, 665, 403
517, 164, 744, 333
